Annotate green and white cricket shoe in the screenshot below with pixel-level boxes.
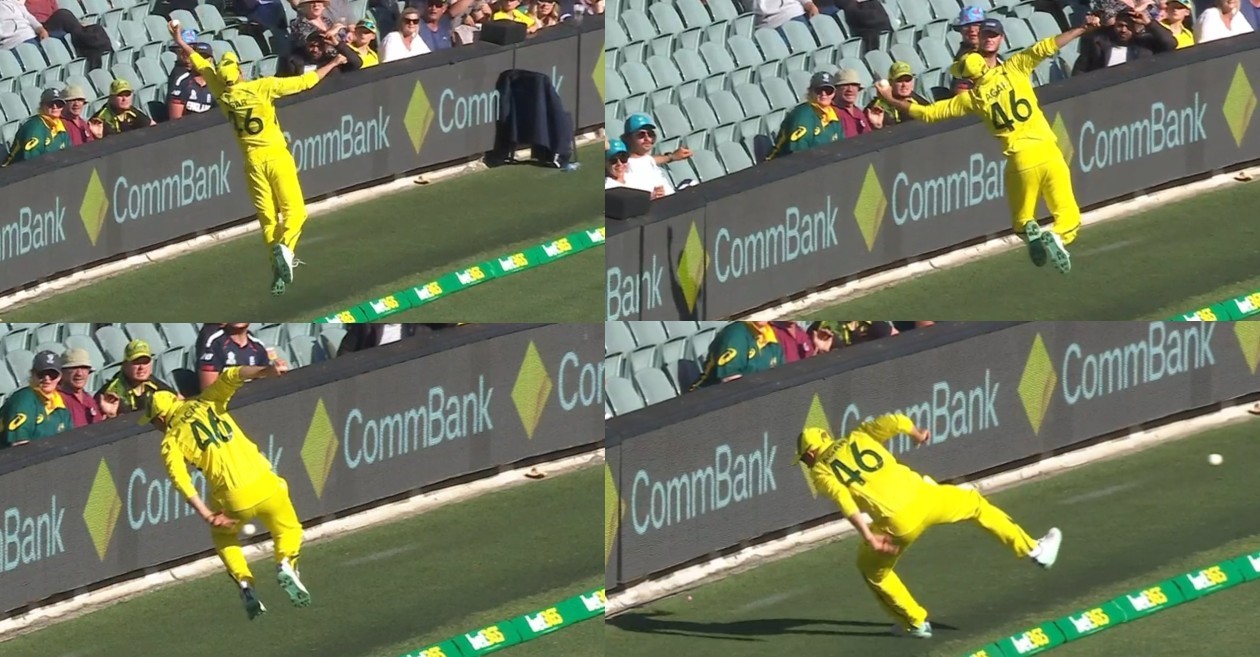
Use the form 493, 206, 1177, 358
892, 621, 933, 639
240, 580, 267, 621
1042, 231, 1072, 274
277, 559, 311, 607
272, 244, 295, 284
270, 270, 286, 296
1023, 222, 1048, 268
1030, 527, 1063, 569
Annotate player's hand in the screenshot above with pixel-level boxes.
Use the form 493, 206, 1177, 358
269, 359, 290, 377
168, 21, 183, 41
910, 427, 931, 446
205, 512, 238, 529
1083, 13, 1102, 28
869, 533, 900, 555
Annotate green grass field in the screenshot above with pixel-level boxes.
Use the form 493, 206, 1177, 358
0, 467, 602, 657
4, 146, 603, 322
807, 179, 1260, 320
606, 419, 1260, 657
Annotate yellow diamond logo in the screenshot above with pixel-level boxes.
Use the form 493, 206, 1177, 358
1224, 64, 1257, 148
1018, 334, 1057, 435
605, 463, 623, 567
512, 341, 553, 439
677, 221, 708, 314
1052, 113, 1074, 168
404, 82, 435, 155
798, 393, 834, 498
1236, 321, 1260, 374
302, 398, 339, 498
853, 164, 887, 251
594, 48, 605, 102
83, 459, 121, 561
80, 169, 108, 246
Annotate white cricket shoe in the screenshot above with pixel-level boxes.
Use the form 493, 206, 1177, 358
1030, 528, 1063, 569
891, 621, 933, 639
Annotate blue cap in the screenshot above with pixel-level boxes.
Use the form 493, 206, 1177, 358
624, 113, 655, 135
955, 5, 985, 26
606, 139, 628, 159
979, 17, 1004, 34
169, 28, 200, 50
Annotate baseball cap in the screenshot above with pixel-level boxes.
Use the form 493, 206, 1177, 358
795, 427, 835, 464
809, 70, 836, 90
951, 51, 989, 80
61, 348, 92, 369
138, 390, 180, 426
191, 41, 214, 56
62, 84, 87, 101
124, 339, 153, 362
40, 87, 65, 105
624, 113, 655, 135
169, 28, 199, 50
109, 78, 133, 95
32, 350, 61, 374
355, 17, 377, 31
955, 4, 985, 26
888, 61, 914, 80
979, 17, 1005, 34
606, 138, 628, 159
218, 52, 242, 84
836, 68, 862, 86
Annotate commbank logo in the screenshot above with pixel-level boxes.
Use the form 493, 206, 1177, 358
1223, 63, 1256, 148
604, 463, 622, 567
404, 81, 436, 155
798, 393, 834, 498
83, 458, 122, 560
1018, 333, 1057, 435
80, 169, 108, 246
676, 221, 708, 314
853, 164, 887, 251
302, 398, 339, 498
1235, 321, 1260, 375
512, 341, 554, 439
594, 49, 605, 102
1052, 113, 1074, 170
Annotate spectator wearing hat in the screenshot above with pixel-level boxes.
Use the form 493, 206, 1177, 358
1195, 0, 1254, 42
417, 0, 455, 49
279, 27, 362, 76
833, 68, 883, 137
1074, 5, 1175, 74
59, 84, 99, 145
534, 0, 564, 27
1161, 0, 1196, 46
622, 113, 687, 196
349, 17, 380, 66
871, 62, 931, 126
383, 5, 433, 61
0, 351, 72, 448
954, 5, 987, 54
689, 322, 784, 390
605, 138, 634, 190
2, 87, 70, 166
767, 71, 846, 160
92, 79, 155, 135
95, 340, 178, 418
168, 32, 217, 120
59, 348, 110, 427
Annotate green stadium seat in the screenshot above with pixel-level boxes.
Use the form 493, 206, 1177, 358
607, 21, 627, 48
1029, 11, 1060, 39
33, 324, 62, 344
858, 52, 888, 83
733, 82, 771, 116
64, 323, 93, 337
688, 149, 724, 181
606, 321, 636, 356
648, 3, 686, 34
95, 325, 129, 363
57, 0, 84, 18
1005, 18, 1035, 48
137, 59, 166, 86
43, 38, 73, 67
890, 43, 926, 74
780, 20, 818, 52
81, 0, 109, 18
20, 87, 42, 115
753, 27, 789, 61
759, 76, 796, 110
892, 25, 917, 44
196, 4, 229, 32
900, 0, 934, 26
676, 0, 713, 27
919, 37, 955, 70
628, 321, 667, 347
0, 366, 18, 399
14, 42, 46, 71
606, 377, 645, 416
705, 89, 744, 124
169, 9, 200, 31
5, 350, 34, 382
811, 14, 848, 44
124, 323, 168, 353
708, 0, 739, 21
809, 45, 837, 70
232, 35, 264, 62
717, 140, 754, 173
620, 9, 657, 42
634, 368, 677, 406
145, 15, 170, 42
661, 321, 699, 340
731, 12, 755, 39
87, 67, 113, 97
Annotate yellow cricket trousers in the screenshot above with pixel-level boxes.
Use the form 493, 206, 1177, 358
856, 484, 1038, 630
210, 476, 304, 585
1004, 145, 1081, 246
244, 146, 308, 257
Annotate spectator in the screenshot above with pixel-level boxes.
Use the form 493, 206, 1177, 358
753, 0, 818, 30
605, 138, 635, 190
168, 40, 218, 120
349, 17, 381, 67
233, 0, 288, 34
690, 322, 784, 390
1237, 0, 1260, 32
1074, 8, 1175, 74
2, 87, 70, 167
453, 0, 493, 43
290, 0, 346, 47
382, 6, 433, 61
534, 0, 564, 26
337, 323, 456, 355
1195, 0, 1254, 41
834, 68, 883, 136
821, 321, 898, 348
0, 0, 46, 50
417, 0, 455, 49
92, 79, 155, 135
23, 0, 86, 39
490, 0, 540, 32
770, 321, 815, 362
60, 84, 99, 145
369, 0, 401, 35
198, 323, 272, 390
575, 0, 601, 13
622, 113, 690, 195
279, 29, 362, 76
0, 351, 72, 447
825, 0, 892, 52
767, 71, 845, 159
59, 347, 109, 427
952, 5, 997, 95
95, 340, 178, 417
871, 62, 930, 125
1161, 0, 1196, 46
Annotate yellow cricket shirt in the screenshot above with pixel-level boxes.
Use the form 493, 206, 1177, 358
493, 8, 536, 25
807, 414, 930, 522
1162, 22, 1195, 48
190, 52, 319, 154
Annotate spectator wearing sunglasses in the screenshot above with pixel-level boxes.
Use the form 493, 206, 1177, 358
2, 86, 71, 166
621, 113, 689, 197
382, 6, 432, 62
605, 138, 632, 189
0, 351, 72, 448
766, 71, 846, 160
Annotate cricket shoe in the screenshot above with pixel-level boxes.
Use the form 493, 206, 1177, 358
239, 580, 267, 620
272, 244, 295, 284
270, 270, 286, 296
891, 621, 933, 639
1022, 222, 1048, 268
1030, 527, 1063, 569
277, 559, 311, 607
1042, 231, 1072, 274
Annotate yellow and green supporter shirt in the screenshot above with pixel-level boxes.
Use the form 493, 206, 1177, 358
766, 101, 845, 160
96, 375, 177, 415
2, 114, 70, 167
691, 322, 784, 390
0, 387, 72, 446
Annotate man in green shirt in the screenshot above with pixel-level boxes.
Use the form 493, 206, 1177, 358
691, 321, 785, 390
766, 71, 846, 160
92, 79, 155, 136
1, 351, 73, 448
95, 340, 178, 416
870, 62, 932, 126
2, 88, 72, 167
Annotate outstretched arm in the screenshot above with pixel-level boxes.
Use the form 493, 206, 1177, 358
1056, 13, 1102, 49
876, 87, 972, 123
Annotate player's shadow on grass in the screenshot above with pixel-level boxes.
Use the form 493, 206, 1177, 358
608, 610, 959, 642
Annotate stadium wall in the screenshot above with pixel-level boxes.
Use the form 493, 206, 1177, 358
0, 18, 604, 297
0, 323, 602, 618
604, 34, 1260, 320
605, 321, 1260, 589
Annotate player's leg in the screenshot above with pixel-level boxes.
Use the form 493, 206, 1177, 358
922, 483, 1061, 567
269, 153, 308, 283
209, 512, 267, 620
254, 477, 310, 607
856, 537, 931, 637
1004, 159, 1047, 268
244, 158, 286, 295
1041, 151, 1082, 250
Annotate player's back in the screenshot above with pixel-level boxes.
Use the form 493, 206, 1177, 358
164, 397, 270, 494
819, 431, 927, 519
217, 78, 287, 152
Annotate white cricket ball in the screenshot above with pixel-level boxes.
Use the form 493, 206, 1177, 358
169, 19, 179, 29
875, 79, 890, 90
1208, 453, 1223, 466
242, 523, 257, 536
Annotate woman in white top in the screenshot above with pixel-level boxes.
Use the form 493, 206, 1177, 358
382, 7, 432, 62
1195, 0, 1254, 42
605, 139, 630, 190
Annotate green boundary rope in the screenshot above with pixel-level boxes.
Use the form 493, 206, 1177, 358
399, 587, 604, 657
314, 226, 606, 323
958, 550, 1260, 656
1168, 290, 1260, 321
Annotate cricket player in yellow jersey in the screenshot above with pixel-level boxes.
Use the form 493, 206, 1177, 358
797, 414, 1062, 638
140, 363, 309, 620
875, 15, 1102, 275
168, 23, 346, 296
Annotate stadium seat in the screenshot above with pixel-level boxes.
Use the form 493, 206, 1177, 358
196, 4, 230, 32
56, 0, 84, 18
606, 319, 637, 357
32, 324, 62, 344
727, 35, 764, 68
1005, 19, 1036, 49
232, 36, 264, 62
892, 24, 917, 45
95, 325, 129, 363
653, 103, 690, 139
1, 329, 29, 353
705, 89, 745, 124
80, 0, 109, 19
689, 330, 718, 363
620, 61, 655, 97
0, 49, 20, 78
63, 323, 92, 337
137, 59, 166, 86
0, 92, 26, 122
780, 20, 817, 52
5, 350, 34, 381
681, 96, 720, 132
19, 86, 42, 114
648, 3, 687, 34
254, 324, 283, 346
861, 50, 893, 82
901, 0, 934, 26
628, 321, 668, 347
689, 149, 724, 181
287, 336, 327, 367
87, 67, 113, 97
664, 159, 695, 187
606, 377, 645, 416
634, 368, 677, 406
13, 42, 46, 72
169, 8, 200, 31
761, 76, 797, 110
144, 15, 170, 42
733, 83, 771, 118
676, 0, 713, 27
124, 323, 168, 353
660, 321, 699, 340
620, 9, 657, 42
708, 0, 740, 21
116, 19, 147, 47
0, 366, 18, 399
255, 55, 279, 77
1028, 11, 1060, 39
628, 343, 659, 372
110, 63, 143, 91
889, 43, 927, 74
717, 141, 754, 173
810, 14, 848, 44
607, 22, 627, 48
65, 335, 107, 371
918, 38, 955, 71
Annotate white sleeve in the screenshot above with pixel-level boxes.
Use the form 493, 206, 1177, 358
381, 32, 405, 62
23, 6, 42, 30
1195, 8, 1225, 41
